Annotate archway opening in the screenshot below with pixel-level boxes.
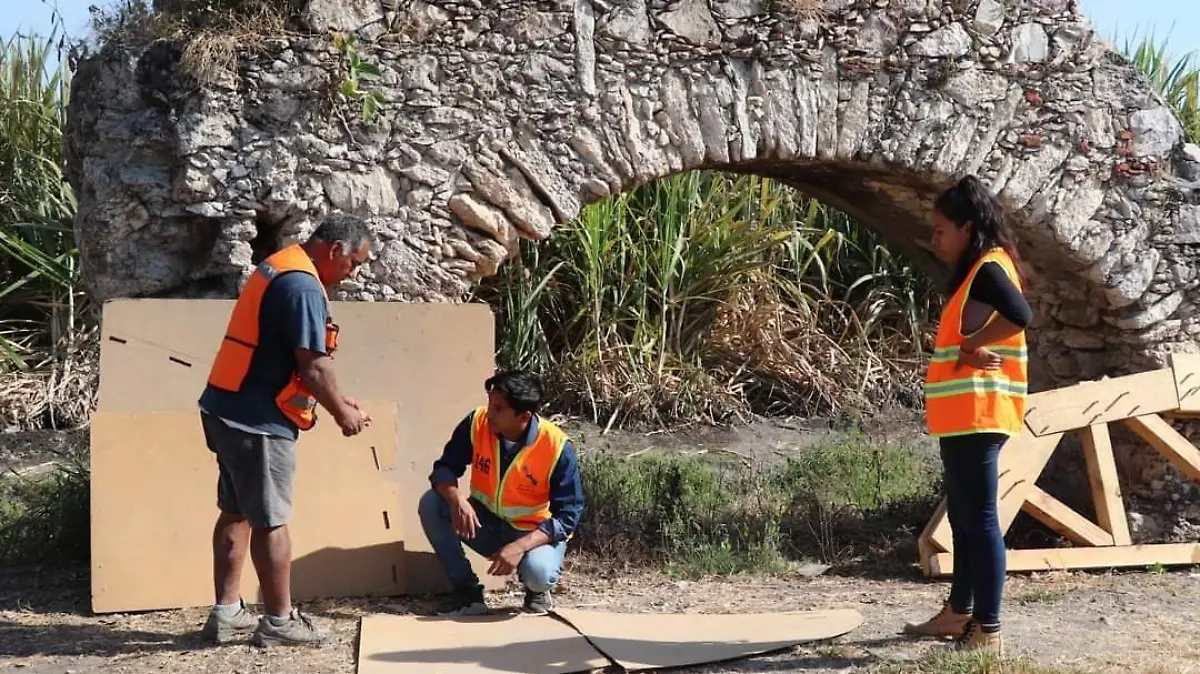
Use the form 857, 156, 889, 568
472, 167, 954, 432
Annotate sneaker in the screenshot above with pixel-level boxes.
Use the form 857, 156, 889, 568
436, 584, 489, 616
201, 599, 258, 644
251, 608, 331, 648
954, 620, 1002, 657
902, 602, 972, 638
522, 589, 553, 615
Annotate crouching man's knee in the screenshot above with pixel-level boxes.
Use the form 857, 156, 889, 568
418, 488, 448, 527
518, 545, 564, 593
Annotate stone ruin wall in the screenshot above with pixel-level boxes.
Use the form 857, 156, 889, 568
62, 0, 1200, 540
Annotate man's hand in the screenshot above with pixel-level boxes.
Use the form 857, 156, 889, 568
487, 542, 525, 576
955, 345, 1002, 371
450, 495, 481, 540
343, 396, 372, 427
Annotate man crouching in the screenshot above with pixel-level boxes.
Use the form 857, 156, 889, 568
418, 370, 584, 615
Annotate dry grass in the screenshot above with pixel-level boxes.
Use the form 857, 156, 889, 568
89, 0, 299, 85
0, 327, 98, 431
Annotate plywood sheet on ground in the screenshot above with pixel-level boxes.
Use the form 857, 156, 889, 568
90, 404, 405, 613
95, 298, 502, 593
356, 613, 610, 674
553, 608, 864, 671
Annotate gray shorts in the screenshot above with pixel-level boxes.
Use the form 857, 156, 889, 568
200, 411, 297, 528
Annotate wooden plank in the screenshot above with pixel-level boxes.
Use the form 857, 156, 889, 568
1170, 352, 1200, 413
1123, 414, 1200, 482
1081, 422, 1132, 545
930, 543, 1200, 577
996, 430, 1065, 532
1022, 368, 1179, 437
1020, 487, 1115, 548
917, 499, 951, 554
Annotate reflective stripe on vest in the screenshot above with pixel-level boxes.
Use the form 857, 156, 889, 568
205, 243, 337, 432
467, 407, 567, 531
923, 248, 1029, 438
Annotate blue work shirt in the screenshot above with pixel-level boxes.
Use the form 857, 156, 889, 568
429, 411, 584, 545
198, 270, 330, 441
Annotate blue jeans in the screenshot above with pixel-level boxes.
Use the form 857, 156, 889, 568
417, 488, 567, 593
940, 433, 1007, 626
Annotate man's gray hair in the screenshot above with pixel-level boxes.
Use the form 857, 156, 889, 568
308, 213, 375, 253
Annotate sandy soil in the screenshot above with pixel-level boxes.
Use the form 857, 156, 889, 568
2, 560, 1199, 674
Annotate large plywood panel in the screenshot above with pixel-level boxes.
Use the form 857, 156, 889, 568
356, 613, 611, 674
90, 404, 405, 613
553, 608, 864, 671
96, 298, 502, 593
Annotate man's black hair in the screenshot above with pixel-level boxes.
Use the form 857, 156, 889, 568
484, 370, 544, 415
307, 212, 374, 254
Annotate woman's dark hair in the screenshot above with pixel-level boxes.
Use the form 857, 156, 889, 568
484, 369, 544, 415
934, 174, 1026, 293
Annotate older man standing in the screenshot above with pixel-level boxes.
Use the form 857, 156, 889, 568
419, 370, 584, 616
197, 214, 374, 647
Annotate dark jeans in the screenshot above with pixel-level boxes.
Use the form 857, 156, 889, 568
940, 432, 1007, 626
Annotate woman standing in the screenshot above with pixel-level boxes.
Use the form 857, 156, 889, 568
903, 175, 1033, 657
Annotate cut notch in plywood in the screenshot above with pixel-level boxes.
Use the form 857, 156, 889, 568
918, 359, 1200, 578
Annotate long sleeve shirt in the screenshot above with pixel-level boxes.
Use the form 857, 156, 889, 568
428, 411, 584, 545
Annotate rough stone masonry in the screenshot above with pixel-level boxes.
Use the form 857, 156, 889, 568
64, 0, 1200, 395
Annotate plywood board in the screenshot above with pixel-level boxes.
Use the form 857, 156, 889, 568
1081, 422, 1132, 546
1022, 368, 1179, 436
95, 298, 503, 593
552, 608, 864, 671
1170, 352, 1200, 413
90, 404, 405, 613
930, 543, 1200, 576
356, 613, 611, 674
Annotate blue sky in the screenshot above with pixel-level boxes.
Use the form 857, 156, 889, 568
2, 0, 1199, 65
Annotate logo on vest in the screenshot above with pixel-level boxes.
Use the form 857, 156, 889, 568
521, 465, 539, 487
475, 455, 491, 475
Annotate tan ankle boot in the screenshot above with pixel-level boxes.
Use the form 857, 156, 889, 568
955, 620, 1003, 657
902, 602, 972, 638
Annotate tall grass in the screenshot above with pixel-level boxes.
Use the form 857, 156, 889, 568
473, 171, 938, 428
0, 29, 97, 430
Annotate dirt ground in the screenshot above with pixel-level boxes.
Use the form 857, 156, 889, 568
2, 559, 1199, 674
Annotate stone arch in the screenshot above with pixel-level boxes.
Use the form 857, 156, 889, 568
64, 0, 1200, 391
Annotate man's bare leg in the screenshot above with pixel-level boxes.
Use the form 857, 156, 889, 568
213, 512, 250, 605
251, 524, 292, 617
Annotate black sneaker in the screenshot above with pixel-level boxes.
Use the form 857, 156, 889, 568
522, 589, 553, 615
436, 584, 488, 616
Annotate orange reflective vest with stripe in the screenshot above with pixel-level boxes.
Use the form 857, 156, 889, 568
205, 244, 340, 432
924, 248, 1028, 438
468, 407, 568, 531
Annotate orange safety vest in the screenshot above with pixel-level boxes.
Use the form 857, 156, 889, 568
468, 407, 568, 531
205, 244, 340, 432
924, 248, 1028, 438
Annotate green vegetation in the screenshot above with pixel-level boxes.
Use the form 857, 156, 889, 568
473, 172, 936, 428
0, 456, 90, 566
574, 436, 940, 577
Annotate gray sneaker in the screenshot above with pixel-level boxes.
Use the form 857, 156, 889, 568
251, 608, 331, 648
201, 599, 258, 644
436, 584, 489, 616
523, 589, 553, 615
